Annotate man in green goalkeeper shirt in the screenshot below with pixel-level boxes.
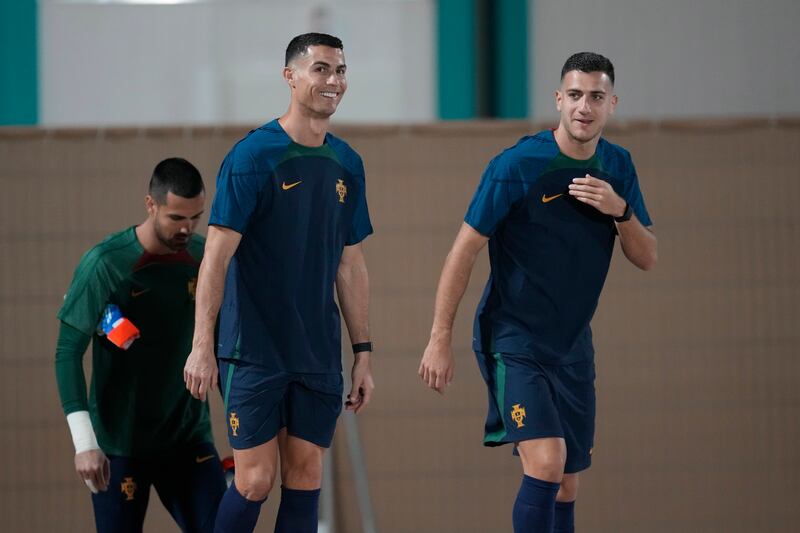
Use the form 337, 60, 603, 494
54, 158, 226, 533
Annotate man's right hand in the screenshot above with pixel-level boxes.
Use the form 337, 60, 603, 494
418, 335, 455, 394
184, 346, 218, 401
75, 448, 110, 493
417, 223, 487, 396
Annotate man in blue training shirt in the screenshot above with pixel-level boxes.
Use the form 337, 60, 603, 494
419, 52, 657, 532
183, 33, 374, 533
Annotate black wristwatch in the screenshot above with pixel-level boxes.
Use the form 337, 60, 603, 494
352, 342, 373, 354
614, 202, 633, 222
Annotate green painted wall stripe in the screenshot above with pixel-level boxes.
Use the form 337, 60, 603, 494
484, 352, 508, 443
438, 0, 477, 119
0, 0, 37, 125
492, 0, 528, 118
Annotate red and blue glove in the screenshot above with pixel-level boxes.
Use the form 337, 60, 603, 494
98, 304, 140, 350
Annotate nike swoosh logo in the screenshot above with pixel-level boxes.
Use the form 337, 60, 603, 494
282, 180, 302, 190
195, 455, 215, 464
131, 288, 150, 297
541, 193, 564, 203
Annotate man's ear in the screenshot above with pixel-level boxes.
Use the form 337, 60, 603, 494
283, 66, 295, 89
145, 195, 156, 215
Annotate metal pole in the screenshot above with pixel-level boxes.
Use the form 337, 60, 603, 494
343, 411, 378, 533
319, 450, 335, 533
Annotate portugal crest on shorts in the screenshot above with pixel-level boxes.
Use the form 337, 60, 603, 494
229, 411, 240, 437
511, 404, 526, 428
336, 179, 347, 203
121, 477, 137, 501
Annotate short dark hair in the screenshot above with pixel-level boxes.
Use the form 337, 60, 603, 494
148, 157, 204, 203
285, 33, 343, 66
561, 52, 615, 86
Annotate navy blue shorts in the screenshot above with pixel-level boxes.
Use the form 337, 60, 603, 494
475, 352, 596, 474
219, 359, 343, 450
91, 441, 226, 533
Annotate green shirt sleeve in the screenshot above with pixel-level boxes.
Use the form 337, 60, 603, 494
55, 245, 117, 414
57, 246, 114, 336
54, 321, 92, 415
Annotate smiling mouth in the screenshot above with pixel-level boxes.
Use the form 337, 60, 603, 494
320, 91, 338, 99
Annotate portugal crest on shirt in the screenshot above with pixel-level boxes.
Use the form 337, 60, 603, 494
336, 179, 347, 203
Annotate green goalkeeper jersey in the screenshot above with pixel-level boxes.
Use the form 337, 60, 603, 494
56, 227, 212, 457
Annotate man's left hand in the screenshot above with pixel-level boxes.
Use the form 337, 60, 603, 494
568, 174, 626, 217
346, 353, 375, 414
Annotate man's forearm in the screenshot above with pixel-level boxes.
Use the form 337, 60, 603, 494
337, 262, 370, 344
617, 217, 657, 270
430, 245, 480, 340
54, 321, 92, 415
192, 254, 229, 349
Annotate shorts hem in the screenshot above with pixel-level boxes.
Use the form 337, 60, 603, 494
228, 427, 336, 451
483, 431, 565, 447
286, 429, 335, 449
228, 427, 280, 451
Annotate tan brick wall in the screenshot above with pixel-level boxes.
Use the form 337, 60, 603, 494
1, 119, 798, 532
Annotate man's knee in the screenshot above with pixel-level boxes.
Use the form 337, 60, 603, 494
234, 463, 277, 501
279, 433, 325, 489
557, 473, 580, 502
281, 456, 323, 489
517, 438, 567, 482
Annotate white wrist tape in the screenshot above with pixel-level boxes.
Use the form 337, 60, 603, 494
66, 411, 100, 454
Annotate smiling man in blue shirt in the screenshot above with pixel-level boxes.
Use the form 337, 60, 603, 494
183, 33, 374, 533
419, 52, 657, 532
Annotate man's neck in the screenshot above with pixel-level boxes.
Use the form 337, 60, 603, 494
278, 110, 330, 147
553, 125, 600, 160
135, 221, 171, 255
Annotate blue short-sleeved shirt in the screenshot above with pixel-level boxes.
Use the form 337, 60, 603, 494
209, 119, 373, 373
465, 130, 652, 365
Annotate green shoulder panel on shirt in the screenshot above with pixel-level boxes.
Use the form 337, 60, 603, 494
279, 142, 342, 167
543, 152, 605, 174
57, 227, 143, 336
